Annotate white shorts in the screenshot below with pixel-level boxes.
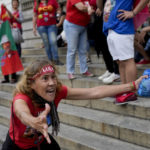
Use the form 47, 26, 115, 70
107, 30, 135, 61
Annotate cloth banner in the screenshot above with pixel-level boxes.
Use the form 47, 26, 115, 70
0, 4, 10, 22
134, 0, 150, 30
0, 21, 23, 75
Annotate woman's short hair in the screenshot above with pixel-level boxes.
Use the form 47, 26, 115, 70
13, 59, 62, 99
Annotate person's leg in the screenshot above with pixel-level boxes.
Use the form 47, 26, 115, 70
47, 25, 59, 61
101, 33, 115, 73
64, 20, 79, 74
118, 60, 126, 84
16, 43, 21, 58
1, 75, 9, 83
134, 40, 150, 60
10, 73, 17, 83
124, 58, 137, 83
78, 27, 89, 73
37, 26, 53, 61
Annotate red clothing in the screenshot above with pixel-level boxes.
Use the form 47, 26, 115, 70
33, 0, 58, 27
9, 85, 68, 149
66, 0, 90, 26
11, 10, 22, 29
1, 50, 23, 75
89, 0, 97, 10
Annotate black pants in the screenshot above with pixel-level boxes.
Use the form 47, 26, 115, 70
2, 132, 61, 150
4, 73, 16, 82
87, 14, 119, 75
16, 43, 22, 58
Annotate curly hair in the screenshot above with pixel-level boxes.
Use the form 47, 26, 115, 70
13, 59, 62, 99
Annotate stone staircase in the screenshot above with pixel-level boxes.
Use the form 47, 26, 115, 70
0, 1, 150, 150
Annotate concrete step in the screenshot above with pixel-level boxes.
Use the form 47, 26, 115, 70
0, 88, 150, 121
21, 54, 104, 65
22, 47, 68, 56
1, 102, 150, 148
58, 103, 150, 148
0, 123, 149, 150
22, 46, 97, 56
0, 108, 149, 150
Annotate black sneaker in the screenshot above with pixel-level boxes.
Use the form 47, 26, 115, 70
1, 80, 9, 83
53, 60, 64, 66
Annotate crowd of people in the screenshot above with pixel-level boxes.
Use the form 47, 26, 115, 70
0, 0, 150, 149
0, 0, 149, 99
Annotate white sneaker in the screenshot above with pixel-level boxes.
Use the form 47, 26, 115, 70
98, 71, 111, 80
102, 73, 120, 84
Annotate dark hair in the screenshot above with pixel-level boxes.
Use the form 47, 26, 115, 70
36, 0, 48, 11
12, 0, 20, 5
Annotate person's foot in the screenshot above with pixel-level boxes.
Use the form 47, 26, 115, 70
68, 73, 76, 80
115, 92, 137, 105
10, 79, 17, 84
53, 60, 64, 66
98, 71, 111, 80
1, 80, 9, 83
82, 71, 94, 77
136, 59, 150, 65
102, 73, 120, 84
87, 58, 92, 64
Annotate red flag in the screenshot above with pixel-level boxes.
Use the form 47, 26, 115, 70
134, 0, 150, 30
1, 50, 23, 76
0, 4, 10, 22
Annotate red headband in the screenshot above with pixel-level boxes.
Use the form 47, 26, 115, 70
31, 65, 54, 80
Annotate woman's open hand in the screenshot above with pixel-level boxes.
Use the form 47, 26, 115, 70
33, 103, 51, 144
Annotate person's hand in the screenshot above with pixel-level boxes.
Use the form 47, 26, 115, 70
135, 75, 148, 90
2, 4, 6, 9
33, 28, 37, 36
33, 103, 51, 144
87, 6, 95, 15
117, 10, 134, 21
95, 8, 102, 16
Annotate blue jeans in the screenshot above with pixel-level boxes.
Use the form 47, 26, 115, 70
64, 20, 88, 73
37, 25, 59, 61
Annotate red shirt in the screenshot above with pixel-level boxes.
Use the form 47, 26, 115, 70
9, 86, 68, 149
66, 0, 90, 26
33, 0, 58, 27
11, 10, 22, 29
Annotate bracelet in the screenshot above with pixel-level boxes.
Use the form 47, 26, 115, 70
130, 81, 136, 91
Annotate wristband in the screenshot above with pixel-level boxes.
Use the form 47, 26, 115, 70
130, 81, 136, 91
132, 81, 136, 90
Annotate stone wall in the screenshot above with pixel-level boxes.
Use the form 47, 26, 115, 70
20, 0, 66, 11
0, 0, 11, 11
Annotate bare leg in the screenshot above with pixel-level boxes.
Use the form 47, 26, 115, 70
118, 60, 126, 84
125, 58, 137, 83
134, 40, 150, 60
